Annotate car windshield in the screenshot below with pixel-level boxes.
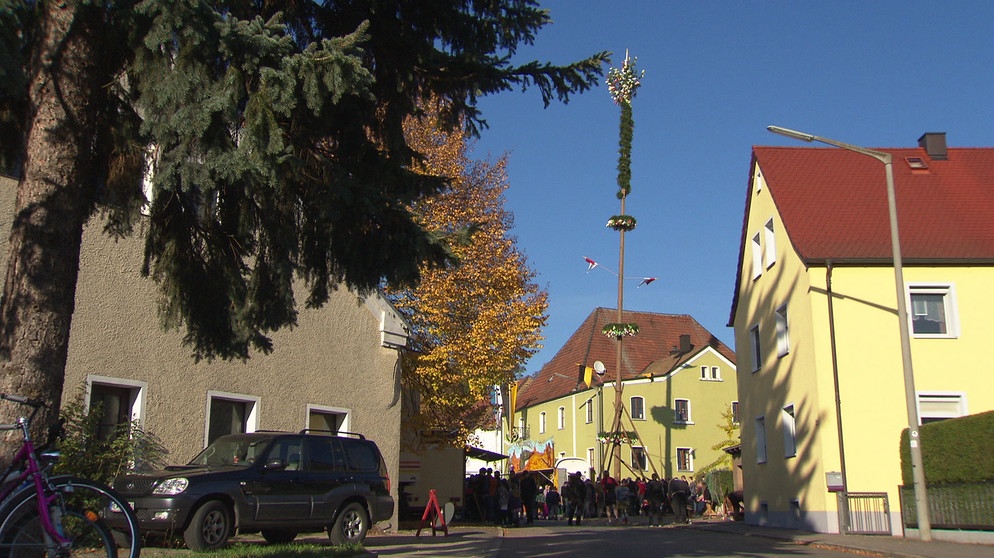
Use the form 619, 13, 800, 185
188, 434, 274, 467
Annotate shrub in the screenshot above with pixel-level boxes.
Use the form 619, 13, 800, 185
900, 410, 994, 485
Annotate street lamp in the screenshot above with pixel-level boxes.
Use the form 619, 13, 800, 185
767, 126, 931, 540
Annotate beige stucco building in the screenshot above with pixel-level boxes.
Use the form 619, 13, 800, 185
1, 175, 406, 528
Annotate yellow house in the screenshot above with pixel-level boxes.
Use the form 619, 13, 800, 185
729, 133, 994, 536
512, 308, 737, 484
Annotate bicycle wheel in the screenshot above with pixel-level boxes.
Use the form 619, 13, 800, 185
48, 477, 141, 558
0, 503, 116, 557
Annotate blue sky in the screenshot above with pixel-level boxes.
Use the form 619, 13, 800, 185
471, 0, 994, 376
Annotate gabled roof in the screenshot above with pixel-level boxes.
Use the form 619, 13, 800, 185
729, 142, 994, 326
515, 308, 735, 410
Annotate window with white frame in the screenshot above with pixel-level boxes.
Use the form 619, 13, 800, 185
558, 406, 566, 430
585, 399, 593, 424
917, 393, 967, 424
700, 365, 708, 380
587, 447, 595, 469
539, 411, 547, 434
674, 399, 691, 423
700, 365, 721, 381
782, 405, 796, 458
632, 446, 648, 471
87, 376, 146, 441
776, 304, 790, 357
755, 416, 767, 464
631, 396, 645, 420
909, 284, 958, 337
207, 391, 259, 446
731, 401, 740, 424
676, 447, 693, 472
751, 233, 763, 279
750, 325, 762, 372
764, 218, 776, 268
307, 404, 350, 434
710, 366, 721, 380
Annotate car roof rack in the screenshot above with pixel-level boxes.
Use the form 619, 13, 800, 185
298, 429, 366, 439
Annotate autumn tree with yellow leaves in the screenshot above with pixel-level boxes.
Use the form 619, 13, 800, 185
387, 107, 548, 446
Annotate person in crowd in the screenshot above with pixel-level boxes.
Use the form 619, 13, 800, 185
535, 484, 547, 519
695, 479, 712, 516
645, 473, 665, 527
498, 477, 511, 526
546, 485, 561, 520
584, 477, 597, 519
520, 471, 538, 524
598, 470, 619, 524
564, 472, 586, 526
669, 474, 691, 524
615, 478, 631, 524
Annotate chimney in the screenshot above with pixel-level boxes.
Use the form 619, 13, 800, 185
918, 132, 947, 161
679, 334, 692, 353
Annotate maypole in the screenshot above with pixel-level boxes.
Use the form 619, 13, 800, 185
603, 52, 644, 478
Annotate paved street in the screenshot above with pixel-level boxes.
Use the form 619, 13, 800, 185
359, 518, 994, 558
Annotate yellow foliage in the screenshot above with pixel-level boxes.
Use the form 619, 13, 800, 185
387, 103, 548, 445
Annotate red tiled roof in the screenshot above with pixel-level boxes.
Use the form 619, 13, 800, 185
728, 143, 994, 326
515, 308, 735, 410
755, 146, 994, 262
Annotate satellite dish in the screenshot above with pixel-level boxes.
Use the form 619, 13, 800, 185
593, 361, 607, 376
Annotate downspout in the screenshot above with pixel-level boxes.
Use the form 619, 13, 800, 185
826, 261, 850, 530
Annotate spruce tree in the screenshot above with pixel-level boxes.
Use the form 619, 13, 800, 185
0, 0, 607, 451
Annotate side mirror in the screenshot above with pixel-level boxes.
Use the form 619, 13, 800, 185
263, 458, 286, 471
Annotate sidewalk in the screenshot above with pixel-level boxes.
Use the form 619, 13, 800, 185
361, 518, 994, 557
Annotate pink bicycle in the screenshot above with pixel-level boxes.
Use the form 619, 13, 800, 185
0, 393, 140, 557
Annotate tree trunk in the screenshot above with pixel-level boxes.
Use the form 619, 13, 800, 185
0, 2, 102, 458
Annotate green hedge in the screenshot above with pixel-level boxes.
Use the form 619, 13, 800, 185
900, 410, 994, 485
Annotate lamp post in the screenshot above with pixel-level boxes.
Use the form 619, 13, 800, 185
767, 126, 931, 540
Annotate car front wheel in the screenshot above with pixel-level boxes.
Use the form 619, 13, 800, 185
329, 502, 369, 545
184, 500, 231, 551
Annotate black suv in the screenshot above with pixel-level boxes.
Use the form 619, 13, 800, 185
111, 431, 394, 551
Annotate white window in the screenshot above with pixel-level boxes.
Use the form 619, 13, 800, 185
700, 366, 721, 381
909, 284, 958, 337
751, 233, 763, 279
632, 446, 648, 471
700, 365, 708, 380
731, 401, 740, 424
86, 376, 147, 441
206, 391, 259, 446
631, 396, 645, 420
710, 366, 721, 380
306, 404, 350, 434
558, 406, 566, 430
587, 447, 595, 469
585, 399, 593, 424
539, 411, 547, 434
917, 393, 967, 424
764, 218, 776, 268
776, 304, 790, 357
677, 447, 693, 472
674, 399, 691, 424
750, 325, 762, 372
782, 405, 797, 458
755, 416, 767, 464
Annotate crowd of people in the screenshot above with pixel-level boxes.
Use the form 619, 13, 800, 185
464, 467, 741, 527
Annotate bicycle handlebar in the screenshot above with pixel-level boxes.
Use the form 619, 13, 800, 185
0, 393, 47, 408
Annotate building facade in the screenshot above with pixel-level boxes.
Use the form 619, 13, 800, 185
1, 175, 407, 528
513, 308, 737, 484
729, 133, 994, 535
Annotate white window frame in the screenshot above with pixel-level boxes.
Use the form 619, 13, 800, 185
751, 233, 763, 279
700, 365, 708, 380
674, 398, 692, 424
587, 447, 595, 471
907, 283, 959, 338
558, 406, 566, 430
764, 218, 777, 268
710, 366, 721, 380
782, 404, 797, 458
630, 396, 645, 420
539, 411, 547, 434
305, 403, 351, 433
631, 446, 648, 471
585, 399, 593, 424
676, 447, 693, 472
917, 392, 967, 423
205, 390, 260, 447
775, 304, 790, 358
731, 401, 740, 424
755, 416, 768, 464
85, 375, 147, 428
750, 324, 762, 372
